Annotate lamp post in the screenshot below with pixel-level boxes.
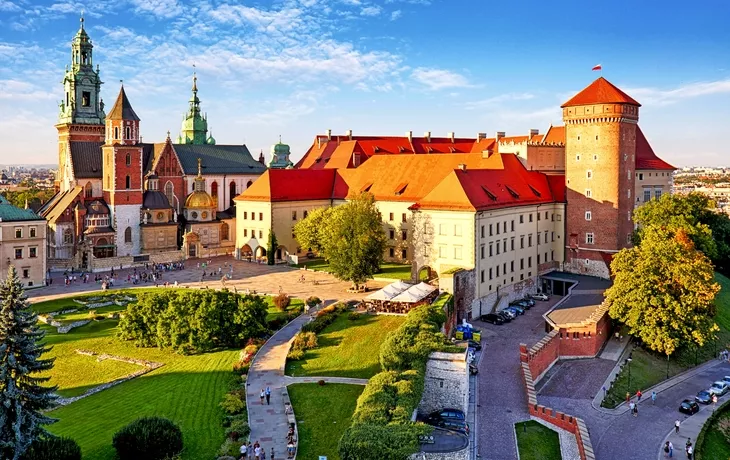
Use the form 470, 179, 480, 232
626, 356, 633, 394
667, 354, 670, 379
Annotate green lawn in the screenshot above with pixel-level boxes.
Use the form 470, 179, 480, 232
602, 272, 730, 408
696, 400, 730, 459
515, 421, 562, 460
288, 383, 363, 460
286, 314, 405, 379
293, 258, 413, 280
263, 296, 304, 321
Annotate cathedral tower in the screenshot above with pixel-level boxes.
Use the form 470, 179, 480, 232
562, 77, 640, 278
177, 72, 214, 145
102, 85, 143, 256
56, 16, 106, 192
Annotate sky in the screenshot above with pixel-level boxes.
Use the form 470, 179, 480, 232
1, 0, 730, 167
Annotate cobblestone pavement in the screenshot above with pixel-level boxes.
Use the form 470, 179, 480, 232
473, 297, 562, 460
537, 359, 616, 399
28, 256, 386, 304
539, 359, 730, 459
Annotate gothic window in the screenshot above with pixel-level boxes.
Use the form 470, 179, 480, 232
221, 223, 229, 240
124, 227, 132, 243
125, 175, 131, 189
246, 180, 253, 188
82, 91, 90, 107
229, 181, 236, 207
211, 181, 218, 200
165, 181, 174, 207
114, 127, 119, 139
125, 127, 131, 140
84, 182, 92, 198
126, 153, 131, 166
63, 229, 73, 244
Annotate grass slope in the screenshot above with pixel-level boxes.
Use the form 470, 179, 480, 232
286, 314, 405, 379
515, 421, 562, 460
288, 383, 363, 460
603, 272, 730, 408
293, 259, 413, 280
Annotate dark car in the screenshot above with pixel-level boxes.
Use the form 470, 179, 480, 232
481, 313, 504, 325
434, 418, 469, 435
497, 311, 513, 322
427, 409, 466, 422
523, 298, 536, 307
679, 399, 700, 415
696, 390, 712, 405
468, 340, 482, 351
507, 305, 525, 315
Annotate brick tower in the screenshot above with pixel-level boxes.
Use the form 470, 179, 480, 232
102, 85, 143, 256
562, 77, 640, 278
55, 15, 106, 192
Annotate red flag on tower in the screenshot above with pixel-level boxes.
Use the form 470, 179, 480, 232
592, 64, 602, 71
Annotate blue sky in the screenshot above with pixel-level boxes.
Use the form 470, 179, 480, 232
1, 0, 729, 166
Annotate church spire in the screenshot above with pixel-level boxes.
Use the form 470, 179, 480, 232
178, 69, 208, 144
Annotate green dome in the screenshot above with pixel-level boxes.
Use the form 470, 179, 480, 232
206, 135, 216, 145
271, 142, 290, 155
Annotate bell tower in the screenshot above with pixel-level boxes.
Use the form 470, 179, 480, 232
56, 15, 106, 192
177, 72, 211, 145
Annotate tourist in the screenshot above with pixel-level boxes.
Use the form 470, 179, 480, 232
685, 438, 692, 455
260, 389, 265, 405
636, 389, 642, 401
240, 442, 248, 459
254, 444, 261, 460
669, 441, 674, 458
664, 441, 670, 458
625, 392, 630, 403
270, 447, 274, 460
652, 391, 657, 405
675, 419, 681, 433
629, 401, 636, 416
287, 441, 295, 459
265, 386, 271, 405
687, 444, 693, 459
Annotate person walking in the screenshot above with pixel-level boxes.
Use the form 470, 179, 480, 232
260, 389, 265, 405
626, 392, 631, 403
652, 391, 657, 405
254, 444, 261, 460
675, 419, 681, 434
629, 401, 635, 415
240, 442, 248, 460
664, 441, 670, 458
687, 444, 693, 459
669, 441, 674, 458
270, 447, 275, 460
265, 386, 271, 405
636, 389, 643, 402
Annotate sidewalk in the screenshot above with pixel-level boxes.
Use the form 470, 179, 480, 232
656, 391, 730, 459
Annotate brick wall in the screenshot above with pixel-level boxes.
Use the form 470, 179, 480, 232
521, 330, 560, 383
558, 314, 611, 358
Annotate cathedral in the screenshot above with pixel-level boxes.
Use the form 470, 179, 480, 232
40, 18, 288, 270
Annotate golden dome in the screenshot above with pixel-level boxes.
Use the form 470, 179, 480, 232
184, 190, 215, 209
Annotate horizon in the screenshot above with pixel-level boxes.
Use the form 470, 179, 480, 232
1, 0, 729, 167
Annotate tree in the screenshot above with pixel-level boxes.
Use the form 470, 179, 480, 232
0, 267, 57, 459
321, 193, 387, 288
606, 226, 720, 357
293, 207, 331, 256
266, 230, 277, 265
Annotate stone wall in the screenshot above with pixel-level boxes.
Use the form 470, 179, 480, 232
418, 351, 469, 417
471, 275, 539, 319
410, 447, 468, 460
439, 268, 475, 323
90, 250, 184, 272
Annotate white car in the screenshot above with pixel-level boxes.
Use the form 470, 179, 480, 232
709, 381, 729, 396
531, 293, 549, 301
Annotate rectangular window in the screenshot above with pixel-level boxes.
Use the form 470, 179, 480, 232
82, 91, 90, 107
480, 270, 485, 283
503, 239, 507, 252
627, 233, 633, 244
537, 212, 541, 221
22, 269, 29, 279
29, 227, 36, 238
496, 224, 500, 235
496, 266, 500, 277
510, 261, 514, 272
520, 235, 524, 249
644, 188, 652, 202
439, 245, 446, 258
454, 225, 462, 237
654, 188, 662, 200
402, 213, 407, 223
489, 243, 493, 257
292, 211, 297, 221
503, 221, 507, 233
537, 254, 541, 264
496, 243, 500, 255
545, 211, 548, 219
528, 256, 532, 268
528, 234, 533, 247
439, 223, 447, 236
402, 230, 408, 240
15, 228, 22, 239
586, 189, 592, 198
389, 212, 394, 221
244, 229, 248, 237
259, 212, 263, 221
259, 230, 263, 239
29, 247, 37, 258
480, 225, 485, 238
510, 238, 515, 251
585, 211, 592, 221
537, 233, 541, 245
511, 220, 515, 232
587, 170, 593, 179
389, 230, 395, 239
489, 268, 493, 280
303, 210, 308, 218
529, 213, 533, 223
244, 212, 248, 219
586, 233, 594, 244
480, 245, 485, 259
519, 215, 524, 224
14, 248, 22, 259
389, 248, 395, 257
551, 232, 555, 242
401, 249, 407, 259
454, 246, 463, 260
489, 224, 493, 236
503, 262, 506, 274
639, 173, 644, 180
520, 258, 524, 270
551, 250, 554, 261
628, 210, 631, 221
251, 229, 255, 237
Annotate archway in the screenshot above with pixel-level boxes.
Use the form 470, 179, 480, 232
276, 245, 288, 261
255, 246, 267, 258
84, 182, 92, 198
241, 244, 253, 257
418, 266, 435, 282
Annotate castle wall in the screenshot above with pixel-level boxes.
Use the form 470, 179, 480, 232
112, 204, 141, 256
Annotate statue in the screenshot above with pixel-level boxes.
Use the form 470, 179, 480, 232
99, 98, 104, 111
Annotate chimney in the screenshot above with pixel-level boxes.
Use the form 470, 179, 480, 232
424, 131, 431, 142
458, 164, 466, 171
496, 131, 506, 140
406, 130, 412, 142
448, 132, 455, 142
477, 132, 487, 141
529, 129, 539, 137
482, 149, 493, 159
346, 129, 352, 140
326, 129, 332, 140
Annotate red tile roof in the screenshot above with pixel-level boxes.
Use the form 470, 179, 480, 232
541, 126, 565, 145
233, 169, 344, 202
635, 126, 675, 170
562, 77, 640, 108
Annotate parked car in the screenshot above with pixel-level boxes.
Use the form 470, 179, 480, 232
512, 300, 531, 310
429, 418, 469, 435
467, 340, 482, 351
710, 381, 730, 396
506, 306, 525, 316
696, 390, 712, 405
722, 376, 730, 386
531, 293, 549, 301
498, 310, 515, 321
679, 399, 700, 415
522, 298, 536, 307
426, 409, 466, 423
481, 313, 504, 325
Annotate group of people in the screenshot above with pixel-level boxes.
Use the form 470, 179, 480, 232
53, 261, 188, 288
238, 388, 297, 460
663, 436, 694, 459
239, 441, 273, 460
625, 389, 658, 417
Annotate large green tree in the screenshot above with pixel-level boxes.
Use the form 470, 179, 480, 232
633, 192, 730, 273
0, 267, 57, 459
302, 193, 387, 287
293, 207, 332, 256
606, 226, 720, 357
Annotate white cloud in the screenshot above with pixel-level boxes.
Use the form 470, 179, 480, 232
411, 67, 472, 91
465, 92, 535, 110
236, 90, 321, 125
0, 0, 21, 12
129, 0, 182, 19
626, 79, 730, 106
0, 80, 56, 101
360, 5, 381, 16
390, 10, 402, 20
497, 106, 561, 122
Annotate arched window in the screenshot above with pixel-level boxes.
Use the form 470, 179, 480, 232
246, 180, 253, 188
229, 181, 236, 207
124, 227, 132, 243
221, 222, 229, 241
211, 181, 218, 201
192, 182, 195, 192
125, 153, 131, 166
165, 181, 174, 208
84, 182, 92, 198
63, 229, 73, 244
114, 127, 119, 139
125, 175, 131, 189
125, 126, 131, 140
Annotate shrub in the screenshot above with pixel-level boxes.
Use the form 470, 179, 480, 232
348, 312, 361, 321
266, 316, 286, 331
339, 423, 431, 459
318, 379, 326, 386
220, 392, 246, 415
112, 416, 183, 460
273, 293, 291, 311
287, 348, 305, 361
21, 436, 82, 460
232, 361, 251, 375
292, 332, 318, 351
225, 418, 251, 441
306, 296, 321, 307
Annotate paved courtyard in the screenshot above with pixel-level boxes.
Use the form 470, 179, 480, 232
473, 296, 562, 460
28, 256, 387, 304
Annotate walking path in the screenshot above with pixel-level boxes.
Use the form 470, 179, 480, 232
284, 376, 368, 385
656, 388, 730, 459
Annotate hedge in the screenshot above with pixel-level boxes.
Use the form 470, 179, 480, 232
112, 416, 184, 460
695, 397, 730, 460
21, 436, 81, 460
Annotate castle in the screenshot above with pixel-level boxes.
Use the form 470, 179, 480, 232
40, 18, 295, 270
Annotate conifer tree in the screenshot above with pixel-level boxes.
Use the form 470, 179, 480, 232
0, 266, 57, 460
267, 231, 278, 265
